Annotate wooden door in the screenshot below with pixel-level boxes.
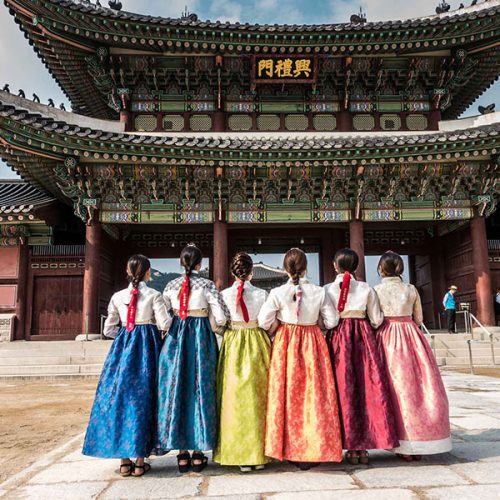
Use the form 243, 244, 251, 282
30, 275, 83, 340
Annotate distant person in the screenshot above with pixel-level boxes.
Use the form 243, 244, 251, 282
443, 285, 458, 333
495, 288, 500, 324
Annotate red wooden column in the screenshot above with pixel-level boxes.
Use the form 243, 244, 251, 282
82, 220, 102, 335
470, 216, 495, 325
213, 221, 229, 290
430, 238, 447, 329
14, 242, 29, 340
321, 230, 335, 285
349, 220, 366, 281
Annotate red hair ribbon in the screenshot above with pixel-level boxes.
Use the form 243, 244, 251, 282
295, 285, 303, 320
179, 275, 190, 320
126, 287, 139, 332
337, 273, 351, 313
236, 280, 250, 322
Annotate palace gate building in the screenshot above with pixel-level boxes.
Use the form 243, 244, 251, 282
0, 0, 499, 340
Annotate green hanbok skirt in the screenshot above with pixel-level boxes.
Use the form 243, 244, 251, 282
214, 325, 271, 466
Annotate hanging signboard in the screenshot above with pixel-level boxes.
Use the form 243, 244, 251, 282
251, 55, 318, 84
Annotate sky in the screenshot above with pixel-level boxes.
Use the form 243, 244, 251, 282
1, 0, 499, 181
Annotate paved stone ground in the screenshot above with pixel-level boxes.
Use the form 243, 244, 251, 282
1, 371, 499, 500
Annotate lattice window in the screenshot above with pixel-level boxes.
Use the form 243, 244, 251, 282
189, 114, 212, 131
162, 115, 184, 131
228, 115, 253, 131
285, 115, 308, 131
353, 114, 375, 131
257, 114, 280, 131
313, 115, 337, 131
406, 114, 428, 131
380, 114, 401, 131
134, 114, 157, 132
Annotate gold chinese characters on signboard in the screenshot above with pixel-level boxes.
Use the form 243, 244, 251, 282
253, 56, 316, 83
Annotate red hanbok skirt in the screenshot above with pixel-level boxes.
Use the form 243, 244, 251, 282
265, 323, 343, 463
327, 318, 399, 450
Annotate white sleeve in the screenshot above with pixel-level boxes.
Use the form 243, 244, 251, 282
258, 289, 280, 333
153, 293, 173, 332
103, 295, 120, 339
205, 282, 230, 334
412, 286, 424, 326
367, 288, 384, 329
320, 290, 339, 330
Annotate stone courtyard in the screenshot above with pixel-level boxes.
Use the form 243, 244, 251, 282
0, 371, 498, 500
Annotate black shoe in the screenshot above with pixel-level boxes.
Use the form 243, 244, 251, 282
191, 452, 208, 473
177, 452, 191, 473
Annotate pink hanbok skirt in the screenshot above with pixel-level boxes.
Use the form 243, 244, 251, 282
377, 316, 452, 455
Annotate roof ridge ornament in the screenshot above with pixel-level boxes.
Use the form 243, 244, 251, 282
181, 6, 198, 22
436, 1, 451, 14
350, 7, 367, 24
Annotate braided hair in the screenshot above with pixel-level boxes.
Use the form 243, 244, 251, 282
126, 254, 151, 289
283, 248, 307, 301
230, 252, 253, 281
180, 244, 203, 276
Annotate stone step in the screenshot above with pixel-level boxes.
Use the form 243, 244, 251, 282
0, 355, 108, 366
0, 363, 103, 377
0, 341, 111, 358
440, 356, 496, 366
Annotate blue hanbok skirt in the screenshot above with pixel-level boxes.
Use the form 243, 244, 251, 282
82, 324, 163, 458
157, 316, 218, 451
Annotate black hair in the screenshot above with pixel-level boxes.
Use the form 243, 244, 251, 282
230, 252, 254, 281
378, 251, 404, 277
334, 248, 359, 275
127, 254, 151, 288
180, 244, 203, 276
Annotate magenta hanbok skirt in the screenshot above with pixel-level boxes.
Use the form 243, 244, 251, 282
377, 316, 451, 455
327, 318, 399, 451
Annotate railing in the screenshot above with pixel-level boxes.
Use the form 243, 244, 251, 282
466, 334, 497, 374
421, 323, 437, 359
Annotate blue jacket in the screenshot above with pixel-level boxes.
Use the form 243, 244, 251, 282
443, 291, 456, 310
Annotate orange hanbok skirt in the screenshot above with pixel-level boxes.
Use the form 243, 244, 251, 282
265, 323, 343, 463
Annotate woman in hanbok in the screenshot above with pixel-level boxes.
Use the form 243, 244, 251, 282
325, 248, 399, 465
83, 254, 171, 477
258, 248, 342, 469
157, 244, 230, 473
214, 252, 271, 472
375, 251, 451, 461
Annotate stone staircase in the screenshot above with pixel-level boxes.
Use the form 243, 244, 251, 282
0, 340, 111, 379
428, 331, 500, 367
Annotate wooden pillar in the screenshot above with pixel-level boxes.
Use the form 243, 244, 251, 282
430, 239, 447, 329
213, 111, 226, 132
337, 110, 352, 132
120, 110, 132, 132
349, 220, 366, 281
82, 220, 102, 335
213, 221, 228, 290
14, 242, 29, 341
470, 216, 495, 325
321, 231, 335, 285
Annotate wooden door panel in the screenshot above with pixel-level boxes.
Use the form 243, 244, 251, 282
31, 276, 83, 338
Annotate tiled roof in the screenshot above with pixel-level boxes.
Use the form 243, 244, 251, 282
0, 181, 55, 221
252, 263, 288, 280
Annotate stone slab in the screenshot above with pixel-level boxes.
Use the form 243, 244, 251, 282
9, 481, 108, 499
28, 460, 117, 484
101, 477, 202, 499
450, 415, 500, 430
207, 471, 356, 496
425, 484, 500, 500
270, 489, 418, 500
451, 462, 500, 484
449, 442, 500, 462
353, 465, 468, 488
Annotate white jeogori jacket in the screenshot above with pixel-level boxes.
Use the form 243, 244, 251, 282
221, 280, 268, 323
